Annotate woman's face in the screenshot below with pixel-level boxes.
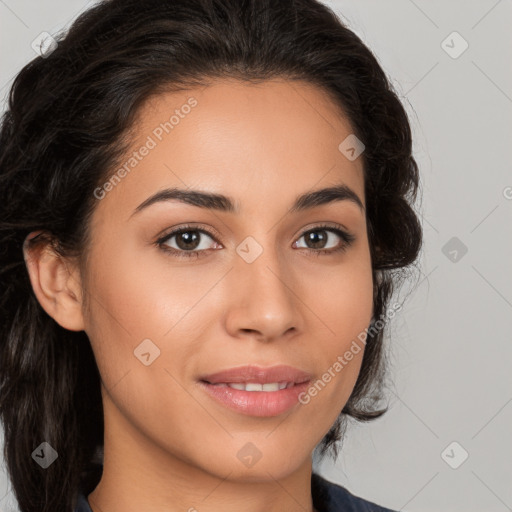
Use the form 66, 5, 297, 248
81, 78, 373, 481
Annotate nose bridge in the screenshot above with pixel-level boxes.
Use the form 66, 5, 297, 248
226, 232, 300, 339
238, 232, 293, 302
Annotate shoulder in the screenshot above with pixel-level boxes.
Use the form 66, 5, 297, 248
75, 493, 92, 512
312, 472, 397, 512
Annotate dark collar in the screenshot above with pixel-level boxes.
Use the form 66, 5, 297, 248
75, 472, 396, 512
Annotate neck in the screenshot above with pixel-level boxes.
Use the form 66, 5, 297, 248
88, 393, 318, 512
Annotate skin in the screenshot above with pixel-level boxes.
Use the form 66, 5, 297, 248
24, 78, 373, 512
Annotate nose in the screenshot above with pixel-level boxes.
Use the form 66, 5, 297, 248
223, 242, 303, 343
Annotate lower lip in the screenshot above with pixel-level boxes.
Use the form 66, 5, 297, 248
198, 380, 311, 417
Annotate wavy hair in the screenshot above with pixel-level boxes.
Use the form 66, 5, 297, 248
0, 0, 422, 510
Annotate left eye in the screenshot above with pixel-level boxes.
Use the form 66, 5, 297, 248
294, 227, 350, 252
157, 224, 355, 259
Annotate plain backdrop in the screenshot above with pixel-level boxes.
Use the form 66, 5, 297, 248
1, 1, 511, 511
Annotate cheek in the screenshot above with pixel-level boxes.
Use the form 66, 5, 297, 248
84, 240, 199, 337
81, 240, 223, 391
84, 232, 374, 387
297, 250, 374, 342
297, 254, 373, 406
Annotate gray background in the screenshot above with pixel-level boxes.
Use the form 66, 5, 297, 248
1, 1, 511, 511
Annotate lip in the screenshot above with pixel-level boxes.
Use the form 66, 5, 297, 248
199, 380, 311, 417
198, 365, 312, 417
199, 364, 312, 385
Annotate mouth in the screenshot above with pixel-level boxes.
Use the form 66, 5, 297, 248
198, 364, 312, 417
202, 381, 301, 391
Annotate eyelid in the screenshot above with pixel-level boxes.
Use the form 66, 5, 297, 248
156, 222, 351, 242
156, 223, 219, 244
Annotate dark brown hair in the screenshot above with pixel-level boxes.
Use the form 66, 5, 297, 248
0, 0, 422, 510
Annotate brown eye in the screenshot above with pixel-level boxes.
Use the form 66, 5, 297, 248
294, 225, 355, 255
157, 225, 220, 259
156, 223, 355, 260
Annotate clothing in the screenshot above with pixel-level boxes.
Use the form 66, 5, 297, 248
75, 472, 396, 511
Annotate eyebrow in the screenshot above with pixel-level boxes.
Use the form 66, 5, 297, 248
130, 184, 364, 218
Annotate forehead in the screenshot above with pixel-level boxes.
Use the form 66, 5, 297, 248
95, 78, 366, 219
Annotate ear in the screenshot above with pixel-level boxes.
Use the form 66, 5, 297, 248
23, 232, 85, 332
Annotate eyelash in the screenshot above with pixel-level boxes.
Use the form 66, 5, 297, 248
155, 223, 356, 260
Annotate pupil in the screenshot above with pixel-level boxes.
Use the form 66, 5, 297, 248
307, 230, 326, 249
177, 231, 199, 250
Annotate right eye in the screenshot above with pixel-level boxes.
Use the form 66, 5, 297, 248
156, 225, 221, 259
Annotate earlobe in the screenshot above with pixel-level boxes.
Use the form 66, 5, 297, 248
23, 233, 85, 332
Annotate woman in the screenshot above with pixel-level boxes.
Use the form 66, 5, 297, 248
0, 0, 422, 511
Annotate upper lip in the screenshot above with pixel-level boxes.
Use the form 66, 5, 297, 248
200, 365, 312, 385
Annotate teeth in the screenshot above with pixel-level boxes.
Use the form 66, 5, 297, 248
214, 381, 291, 391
